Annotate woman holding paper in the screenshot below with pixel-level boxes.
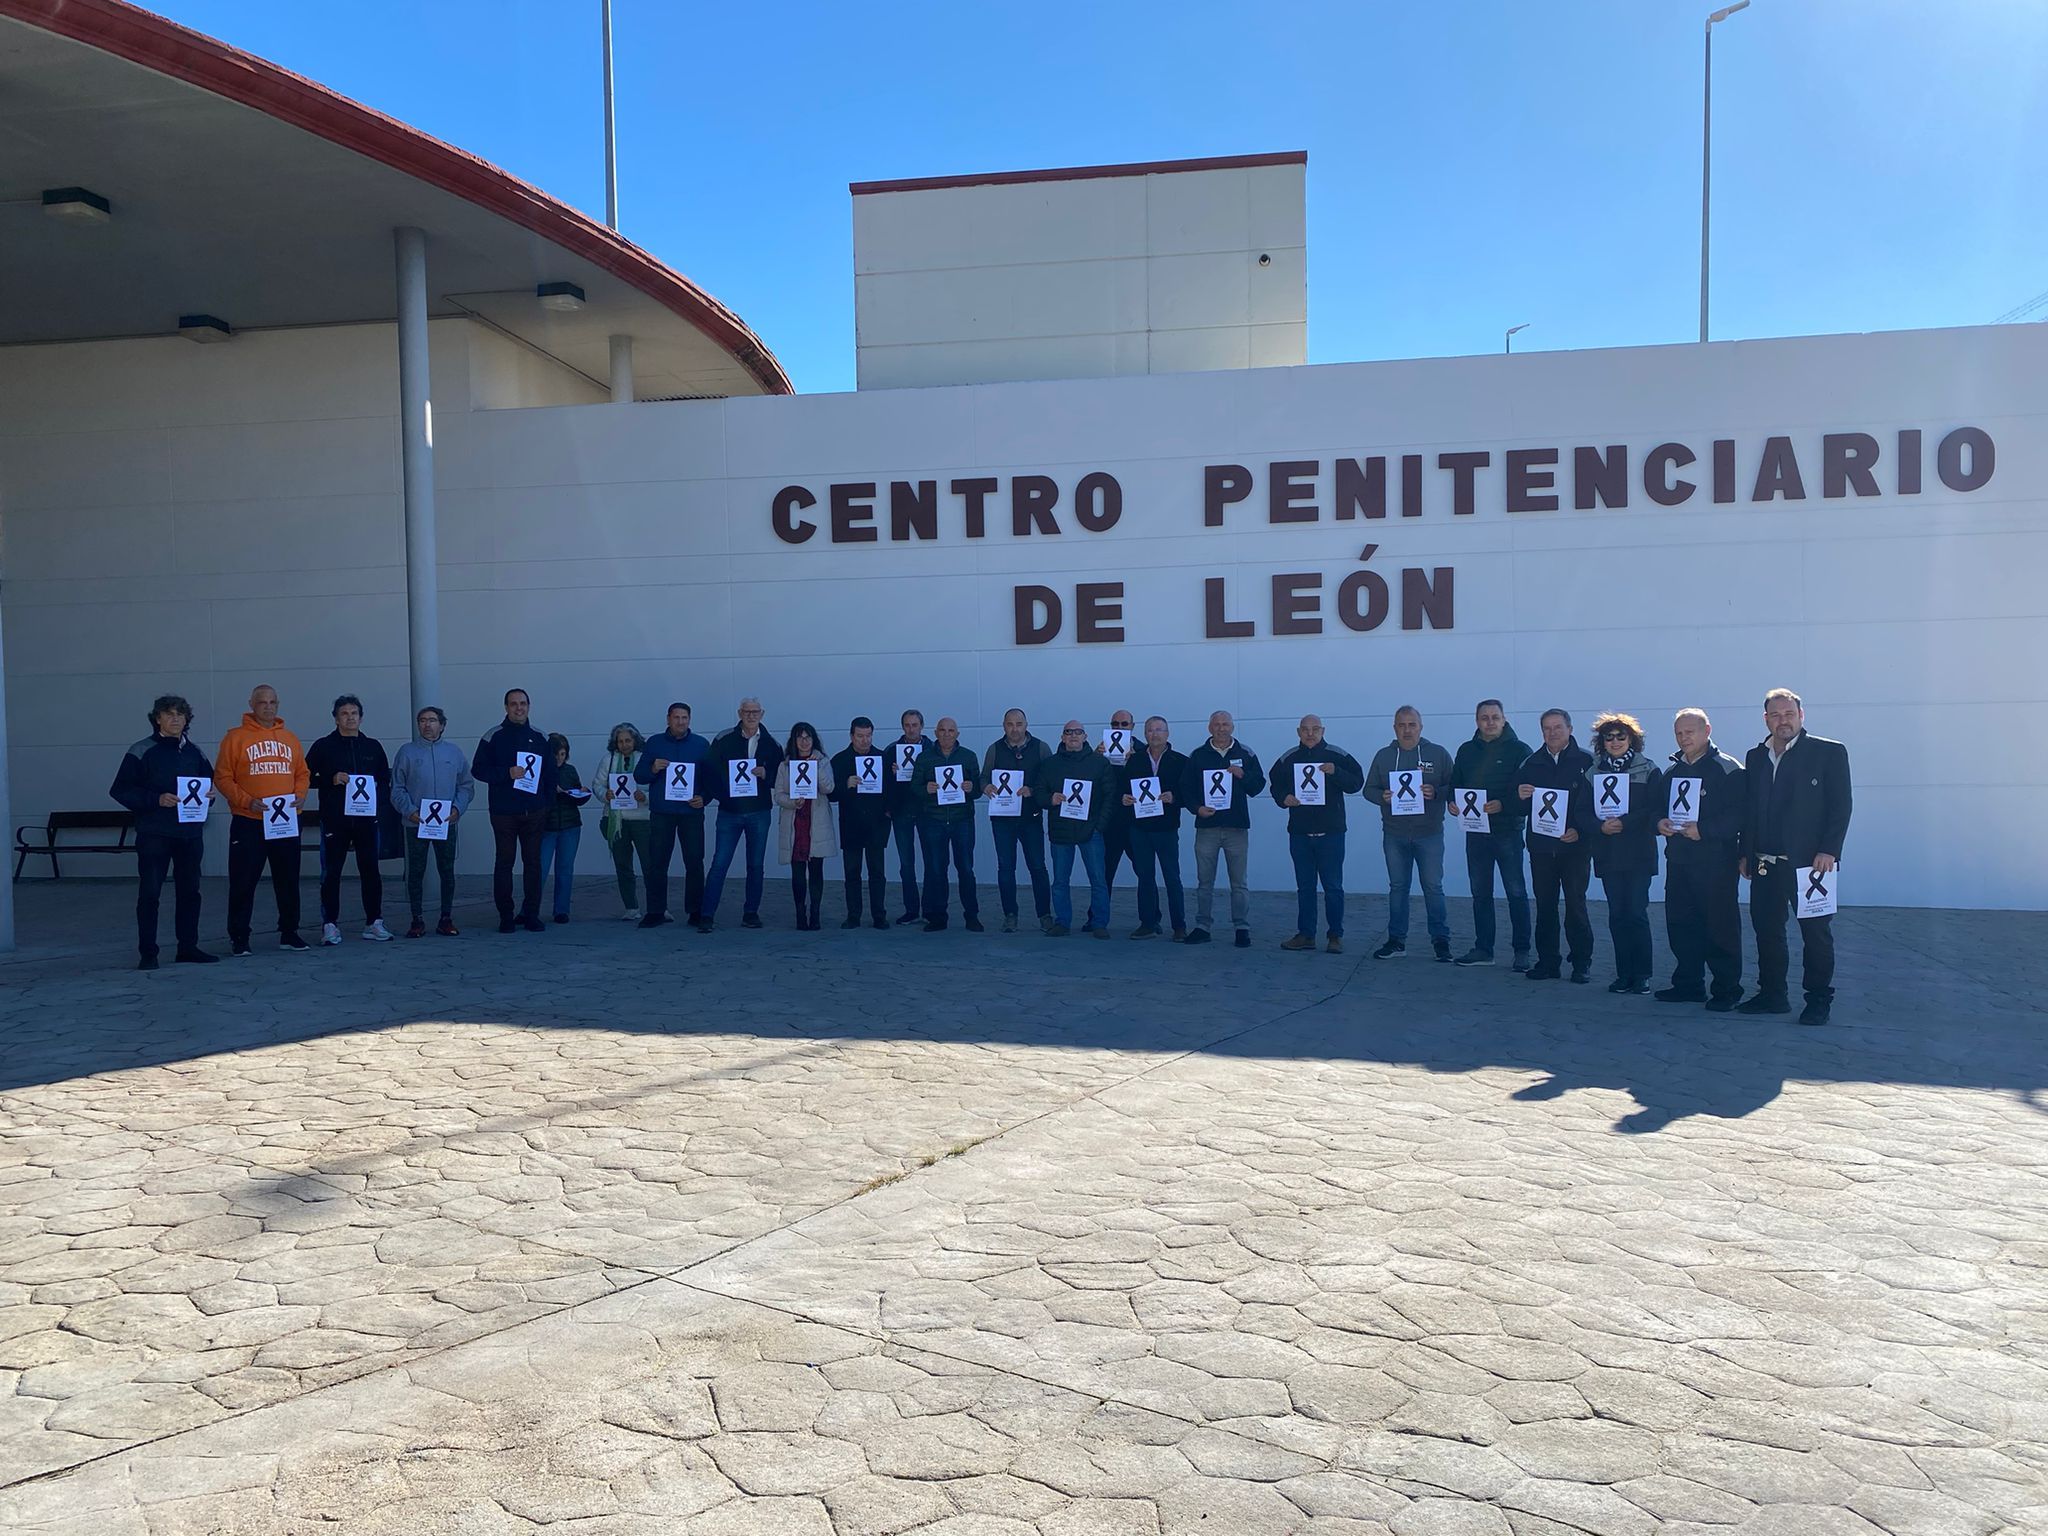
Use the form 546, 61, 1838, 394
595, 722, 652, 922
1586, 712, 1665, 995
538, 733, 590, 923
774, 721, 838, 930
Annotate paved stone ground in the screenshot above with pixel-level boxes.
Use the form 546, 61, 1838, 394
1, 873, 2044, 1534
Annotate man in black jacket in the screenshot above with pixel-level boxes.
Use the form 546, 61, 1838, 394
832, 716, 892, 930
910, 717, 981, 932
472, 688, 556, 933
1739, 688, 1853, 1025
1655, 708, 1746, 1010
699, 698, 785, 932
1183, 711, 1266, 948
1449, 700, 1532, 970
108, 694, 220, 968
307, 694, 394, 946
1097, 708, 1139, 930
1515, 708, 1597, 983
1122, 716, 1190, 940
1270, 716, 1367, 953
884, 709, 934, 925
982, 709, 1051, 933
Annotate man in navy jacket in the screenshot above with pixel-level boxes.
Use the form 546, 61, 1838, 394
1655, 708, 1746, 1010
471, 687, 556, 933
1515, 709, 1598, 984
698, 698, 784, 931
634, 701, 710, 928
109, 694, 219, 968
1739, 688, 1853, 1026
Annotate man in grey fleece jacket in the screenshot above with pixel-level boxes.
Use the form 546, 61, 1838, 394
390, 705, 476, 936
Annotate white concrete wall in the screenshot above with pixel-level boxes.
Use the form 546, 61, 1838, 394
854, 162, 1306, 390
3, 322, 2043, 909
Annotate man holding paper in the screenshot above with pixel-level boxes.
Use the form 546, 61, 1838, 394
699, 698, 785, 931
1096, 709, 1140, 929
109, 693, 219, 968
1121, 716, 1190, 941
216, 683, 311, 956
391, 705, 473, 937
1183, 711, 1266, 948
1514, 709, 1596, 983
884, 709, 935, 926
981, 708, 1051, 933
1034, 722, 1114, 937
635, 702, 710, 929
471, 687, 555, 933
307, 694, 394, 946
1270, 716, 1366, 953
1363, 707, 1456, 962
1739, 688, 1853, 1026
1449, 700, 1532, 970
912, 717, 982, 932
832, 716, 892, 929
1655, 708, 1745, 1010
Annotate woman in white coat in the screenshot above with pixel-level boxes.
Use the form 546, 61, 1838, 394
774, 721, 838, 930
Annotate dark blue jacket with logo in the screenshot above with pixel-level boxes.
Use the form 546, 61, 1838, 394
110, 731, 215, 841
472, 718, 558, 817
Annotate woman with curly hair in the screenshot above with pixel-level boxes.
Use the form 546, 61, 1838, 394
1587, 711, 1665, 995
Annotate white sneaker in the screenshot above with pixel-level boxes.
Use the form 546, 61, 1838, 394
622, 908, 642, 923
321, 923, 343, 946
362, 920, 393, 942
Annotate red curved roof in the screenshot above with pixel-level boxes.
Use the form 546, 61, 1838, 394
1, 0, 792, 395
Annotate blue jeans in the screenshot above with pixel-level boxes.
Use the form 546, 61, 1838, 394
890, 814, 927, 918
1465, 823, 1531, 957
921, 818, 979, 923
538, 824, 582, 918
1050, 835, 1108, 929
703, 807, 770, 919
1383, 828, 1448, 943
992, 815, 1051, 920
1289, 831, 1346, 938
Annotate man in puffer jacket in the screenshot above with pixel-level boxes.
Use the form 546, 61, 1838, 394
1448, 700, 1532, 970
109, 693, 219, 968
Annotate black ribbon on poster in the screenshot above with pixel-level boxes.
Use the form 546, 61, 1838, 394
180, 780, 205, 807
1806, 869, 1829, 901
1599, 776, 1621, 807
1539, 790, 1560, 819
1671, 780, 1694, 814
267, 797, 291, 824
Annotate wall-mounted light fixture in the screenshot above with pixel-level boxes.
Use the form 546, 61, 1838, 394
536, 281, 586, 313
42, 187, 112, 223
178, 314, 233, 343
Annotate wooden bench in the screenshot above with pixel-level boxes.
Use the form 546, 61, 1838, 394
14, 810, 135, 879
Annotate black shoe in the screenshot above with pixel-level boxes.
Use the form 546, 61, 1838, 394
521, 917, 546, 933
640, 914, 671, 929
279, 933, 310, 952
1625, 980, 1651, 995
1607, 978, 1633, 994
685, 911, 702, 926
872, 917, 889, 931
174, 949, 218, 965
1184, 928, 1212, 946
1568, 966, 1590, 985
1129, 925, 1160, 940
230, 941, 252, 958
1704, 992, 1741, 1013
1511, 953, 1533, 973
553, 913, 569, 925
1798, 999, 1832, 1026
1525, 964, 1560, 981
499, 918, 517, 934
1737, 993, 1791, 1015
437, 918, 460, 937
895, 912, 921, 926
1039, 915, 1056, 935
841, 916, 863, 930
1454, 948, 1493, 967
1234, 930, 1251, 949
923, 919, 947, 932
742, 913, 764, 930
137, 954, 160, 971
965, 917, 985, 933
1047, 922, 1070, 937
1373, 939, 1405, 960
1433, 939, 1453, 963
1654, 987, 1707, 1003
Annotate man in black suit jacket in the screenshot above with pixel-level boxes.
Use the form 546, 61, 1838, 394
1739, 688, 1853, 1025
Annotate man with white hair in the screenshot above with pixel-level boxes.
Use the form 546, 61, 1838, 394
1739, 688, 1852, 1026
1655, 708, 1746, 1010
699, 697, 783, 931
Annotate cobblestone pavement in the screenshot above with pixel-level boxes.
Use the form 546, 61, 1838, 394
1, 876, 2044, 1533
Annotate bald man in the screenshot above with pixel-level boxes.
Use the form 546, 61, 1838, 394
215, 683, 311, 955
910, 716, 982, 931
1268, 715, 1366, 953
1657, 708, 1746, 1009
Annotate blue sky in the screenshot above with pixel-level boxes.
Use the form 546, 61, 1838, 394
153, 0, 2048, 394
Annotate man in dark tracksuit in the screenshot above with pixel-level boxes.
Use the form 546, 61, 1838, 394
1515, 708, 1597, 983
1739, 688, 1853, 1026
306, 694, 392, 943
1655, 708, 1745, 1009
108, 694, 219, 968
981, 709, 1051, 933
832, 717, 892, 929
634, 702, 710, 927
471, 687, 556, 932
884, 710, 934, 924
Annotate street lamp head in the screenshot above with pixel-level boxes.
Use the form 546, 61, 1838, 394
1707, 1, 1750, 24
1506, 324, 1531, 338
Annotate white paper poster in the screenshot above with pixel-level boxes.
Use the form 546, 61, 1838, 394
894, 743, 921, 783
176, 776, 210, 824
1455, 787, 1490, 833
344, 773, 377, 817
1295, 762, 1326, 807
1667, 776, 1702, 828
1389, 767, 1424, 816
1102, 728, 1131, 765
607, 772, 637, 810
788, 759, 819, 800
1531, 788, 1568, 839
934, 762, 966, 807
663, 761, 696, 803
1202, 767, 1234, 812
1059, 778, 1090, 820
987, 770, 1022, 817
1593, 772, 1630, 820
854, 755, 884, 795
1130, 776, 1164, 819
1797, 865, 1840, 918
728, 759, 760, 798
416, 797, 452, 841
511, 751, 541, 795
260, 795, 299, 841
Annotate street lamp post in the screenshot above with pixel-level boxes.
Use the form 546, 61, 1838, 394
1701, 0, 1750, 342
1505, 323, 1531, 355
601, 0, 619, 230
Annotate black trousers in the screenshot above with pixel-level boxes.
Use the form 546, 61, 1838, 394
1665, 854, 1743, 998
1100, 814, 1135, 908
320, 816, 383, 925
842, 822, 890, 921
790, 857, 825, 924
227, 816, 303, 944
644, 815, 706, 920
136, 831, 202, 957
1527, 835, 1593, 969
490, 810, 546, 920
1130, 820, 1186, 930
1750, 859, 1835, 1002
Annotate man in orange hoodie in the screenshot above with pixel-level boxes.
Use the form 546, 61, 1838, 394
215, 683, 311, 955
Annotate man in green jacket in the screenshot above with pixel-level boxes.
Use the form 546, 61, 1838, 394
910, 716, 982, 932
1034, 721, 1115, 937
1450, 699, 1533, 969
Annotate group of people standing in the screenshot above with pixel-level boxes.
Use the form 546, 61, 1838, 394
108, 685, 1851, 1024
